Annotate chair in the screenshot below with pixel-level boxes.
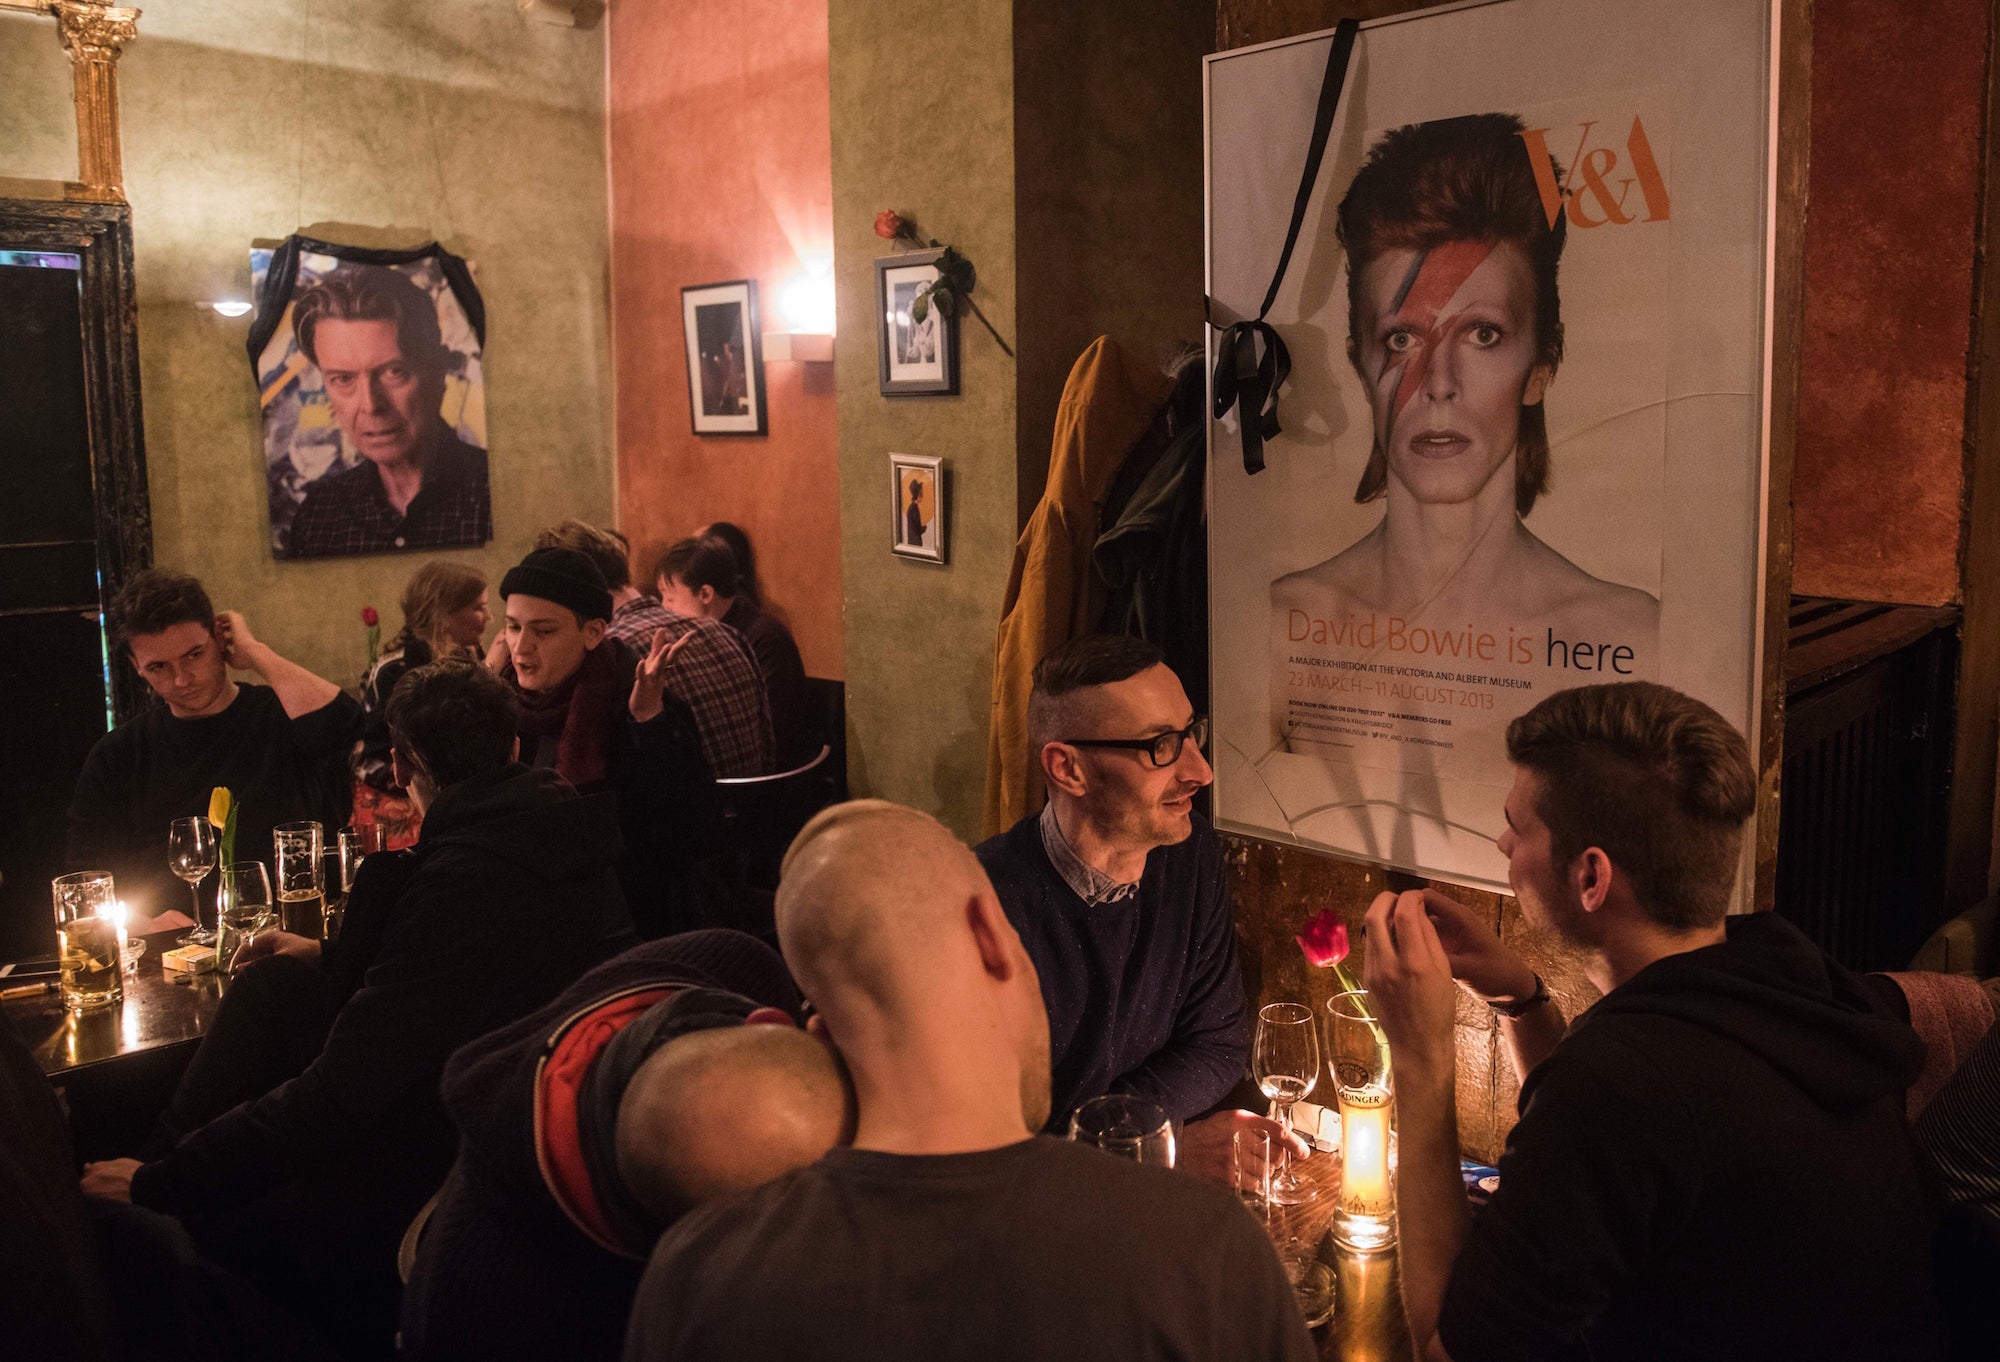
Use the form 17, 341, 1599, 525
715, 745, 837, 934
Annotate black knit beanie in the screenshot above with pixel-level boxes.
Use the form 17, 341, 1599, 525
500, 546, 613, 623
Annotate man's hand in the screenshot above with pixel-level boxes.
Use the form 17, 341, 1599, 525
214, 610, 264, 673
1362, 891, 1461, 1086
214, 610, 341, 718
1418, 887, 1537, 1004
229, 928, 320, 974
628, 627, 694, 724
80, 1158, 142, 1203
1178, 1109, 1308, 1190
485, 634, 512, 672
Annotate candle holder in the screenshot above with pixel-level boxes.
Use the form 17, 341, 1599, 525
1327, 989, 1396, 1251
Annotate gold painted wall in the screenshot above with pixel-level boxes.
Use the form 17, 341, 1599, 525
828, 0, 1021, 835
1012, 0, 1211, 522
828, 0, 1210, 838
0, 2, 613, 692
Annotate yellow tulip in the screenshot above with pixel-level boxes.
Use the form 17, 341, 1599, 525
208, 786, 232, 830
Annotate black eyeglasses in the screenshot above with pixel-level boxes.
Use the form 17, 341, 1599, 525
1061, 716, 1209, 768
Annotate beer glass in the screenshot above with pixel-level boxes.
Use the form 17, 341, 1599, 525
1067, 1095, 1176, 1168
272, 821, 325, 939
1234, 1126, 1336, 1327
52, 871, 122, 1013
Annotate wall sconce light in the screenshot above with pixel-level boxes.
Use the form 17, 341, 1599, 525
518, 0, 606, 29
209, 300, 253, 318
764, 265, 835, 363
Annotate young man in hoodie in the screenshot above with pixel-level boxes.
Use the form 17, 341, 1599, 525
399, 929, 852, 1362
80, 659, 636, 1356
1364, 681, 1943, 1362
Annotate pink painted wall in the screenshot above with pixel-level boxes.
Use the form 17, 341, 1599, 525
608, 0, 843, 676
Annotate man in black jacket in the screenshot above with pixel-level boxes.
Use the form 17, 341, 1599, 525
68, 569, 360, 919
1364, 681, 1943, 1362
81, 659, 636, 1356
400, 930, 851, 1362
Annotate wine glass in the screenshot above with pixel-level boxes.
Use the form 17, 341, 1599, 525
217, 861, 274, 969
1067, 1094, 1177, 1168
167, 816, 218, 945
1254, 1001, 1321, 1205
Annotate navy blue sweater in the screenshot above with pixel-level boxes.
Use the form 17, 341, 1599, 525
975, 812, 1250, 1132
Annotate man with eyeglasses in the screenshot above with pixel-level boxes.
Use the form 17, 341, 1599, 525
977, 636, 1273, 1180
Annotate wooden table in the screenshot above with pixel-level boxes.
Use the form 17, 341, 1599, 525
1270, 1143, 1413, 1361
1, 929, 226, 1078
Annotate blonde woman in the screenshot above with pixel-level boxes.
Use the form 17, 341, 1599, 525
354, 561, 489, 790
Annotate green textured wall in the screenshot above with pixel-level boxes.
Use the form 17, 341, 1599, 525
1012, 0, 1210, 520
829, 0, 1019, 837
0, 1, 611, 693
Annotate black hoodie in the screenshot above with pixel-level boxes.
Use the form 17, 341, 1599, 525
132, 765, 636, 1225
1440, 912, 1944, 1362
399, 931, 803, 1362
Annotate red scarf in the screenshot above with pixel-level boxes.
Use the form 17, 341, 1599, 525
511, 642, 626, 790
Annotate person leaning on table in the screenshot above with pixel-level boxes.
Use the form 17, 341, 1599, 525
1363, 680, 1945, 1362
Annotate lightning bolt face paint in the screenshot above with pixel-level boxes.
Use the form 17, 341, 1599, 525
1354, 238, 1550, 508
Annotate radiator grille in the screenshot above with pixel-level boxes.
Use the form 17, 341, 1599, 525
1774, 599, 1958, 971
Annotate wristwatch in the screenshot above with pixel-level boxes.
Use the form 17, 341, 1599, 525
1487, 973, 1549, 1019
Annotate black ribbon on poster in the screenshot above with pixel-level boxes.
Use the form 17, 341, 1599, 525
245, 234, 486, 376
1209, 19, 1358, 476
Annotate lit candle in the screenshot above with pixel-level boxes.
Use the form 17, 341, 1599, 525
109, 900, 129, 953
1338, 1087, 1394, 1216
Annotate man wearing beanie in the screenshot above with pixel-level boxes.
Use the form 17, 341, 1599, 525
496, 546, 722, 936
400, 930, 853, 1362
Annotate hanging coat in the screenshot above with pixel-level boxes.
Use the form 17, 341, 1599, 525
981, 337, 1174, 837
1093, 372, 1210, 727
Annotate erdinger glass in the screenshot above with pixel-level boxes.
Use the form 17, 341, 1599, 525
52, 871, 122, 1013
1327, 990, 1397, 1251
1067, 1095, 1176, 1168
272, 821, 325, 939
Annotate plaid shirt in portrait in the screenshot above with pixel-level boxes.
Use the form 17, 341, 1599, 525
610, 598, 775, 777
285, 431, 492, 559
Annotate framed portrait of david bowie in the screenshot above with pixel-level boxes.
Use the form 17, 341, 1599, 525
1204, 0, 1781, 892
890, 453, 946, 563
876, 250, 958, 396
682, 280, 768, 436
248, 236, 491, 561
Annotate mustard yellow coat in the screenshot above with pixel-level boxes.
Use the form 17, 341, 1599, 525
981, 337, 1175, 836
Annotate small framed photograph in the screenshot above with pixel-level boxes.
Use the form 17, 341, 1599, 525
876, 250, 958, 396
890, 453, 946, 563
681, 279, 767, 436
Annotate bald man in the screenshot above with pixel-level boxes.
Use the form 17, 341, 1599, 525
401, 930, 851, 1362
623, 801, 1316, 1362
